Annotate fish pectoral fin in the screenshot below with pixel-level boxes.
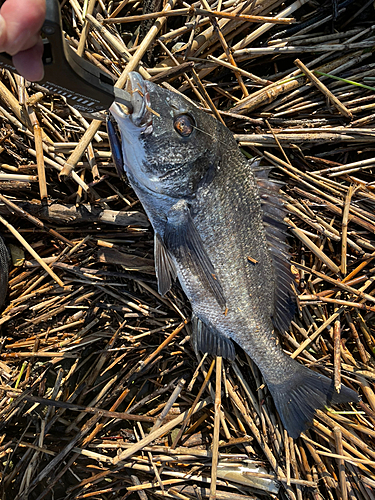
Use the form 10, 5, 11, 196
192, 315, 235, 361
164, 200, 226, 310
155, 233, 177, 296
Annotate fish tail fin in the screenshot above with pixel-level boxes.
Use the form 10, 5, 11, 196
267, 362, 359, 439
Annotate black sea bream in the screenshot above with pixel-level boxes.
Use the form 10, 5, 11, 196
109, 72, 359, 438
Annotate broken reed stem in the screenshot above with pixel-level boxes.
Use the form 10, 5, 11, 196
293, 262, 375, 304
341, 185, 354, 276
345, 311, 369, 364
0, 214, 64, 287
333, 307, 342, 392
0, 79, 32, 132
0, 173, 37, 181
314, 157, 375, 176
284, 431, 291, 486
60, 0, 174, 179
190, 67, 226, 125
105, 8, 295, 24
294, 58, 352, 119
225, 379, 290, 487
287, 219, 340, 274
27, 108, 47, 201
0, 193, 73, 247
265, 119, 291, 166
116, 0, 177, 89
127, 479, 186, 492
234, 41, 374, 56
113, 398, 211, 464
139, 321, 187, 369
171, 358, 215, 448
196, 9, 295, 24
207, 55, 271, 85
342, 251, 375, 283
210, 356, 222, 500
299, 294, 375, 314
157, 40, 204, 103
136, 422, 164, 494
77, 0, 97, 57
59, 120, 102, 181
150, 377, 186, 432
242, 471, 316, 487
291, 307, 345, 358
334, 426, 348, 500
208, 11, 249, 97
108, 0, 130, 18
84, 13, 151, 81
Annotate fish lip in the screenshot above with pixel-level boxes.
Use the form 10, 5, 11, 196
124, 72, 153, 129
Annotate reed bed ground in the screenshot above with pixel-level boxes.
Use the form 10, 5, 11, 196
0, 0, 375, 499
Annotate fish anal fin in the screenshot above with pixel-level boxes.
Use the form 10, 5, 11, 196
268, 362, 359, 439
164, 200, 226, 310
192, 315, 235, 361
155, 233, 177, 296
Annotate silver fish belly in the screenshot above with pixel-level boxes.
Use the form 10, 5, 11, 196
109, 72, 359, 438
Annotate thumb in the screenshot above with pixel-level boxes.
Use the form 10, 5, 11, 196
12, 38, 44, 81
0, 0, 45, 55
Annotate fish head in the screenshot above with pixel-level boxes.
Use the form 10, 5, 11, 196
110, 72, 226, 198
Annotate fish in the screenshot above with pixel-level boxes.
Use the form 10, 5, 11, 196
108, 72, 359, 439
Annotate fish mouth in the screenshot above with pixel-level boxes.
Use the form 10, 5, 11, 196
119, 72, 153, 130
109, 73, 153, 188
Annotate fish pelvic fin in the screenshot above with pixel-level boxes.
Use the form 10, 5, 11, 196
191, 315, 235, 361
267, 362, 359, 439
155, 233, 177, 296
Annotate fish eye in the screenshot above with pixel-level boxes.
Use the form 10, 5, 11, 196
174, 114, 194, 137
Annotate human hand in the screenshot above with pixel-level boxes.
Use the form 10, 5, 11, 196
0, 0, 46, 81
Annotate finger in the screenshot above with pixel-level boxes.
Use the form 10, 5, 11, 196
12, 38, 44, 82
0, 0, 45, 55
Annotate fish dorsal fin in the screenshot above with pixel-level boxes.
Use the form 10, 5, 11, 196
251, 162, 296, 332
164, 200, 226, 310
191, 315, 235, 360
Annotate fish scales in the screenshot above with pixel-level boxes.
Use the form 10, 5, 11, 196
109, 72, 359, 438
189, 154, 282, 369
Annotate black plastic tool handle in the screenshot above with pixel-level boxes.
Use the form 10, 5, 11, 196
0, 0, 131, 113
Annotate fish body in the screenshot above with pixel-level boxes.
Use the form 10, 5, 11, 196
109, 72, 359, 438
